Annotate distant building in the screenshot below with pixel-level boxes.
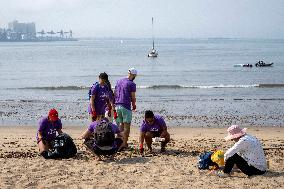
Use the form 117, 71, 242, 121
1, 20, 76, 42
8, 20, 36, 40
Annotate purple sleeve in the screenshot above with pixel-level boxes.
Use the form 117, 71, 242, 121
91, 84, 98, 96
38, 118, 45, 132
140, 121, 147, 133
130, 82, 136, 93
158, 117, 166, 128
112, 124, 120, 134
88, 123, 95, 133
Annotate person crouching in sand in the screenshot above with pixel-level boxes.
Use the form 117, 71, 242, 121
139, 110, 170, 154
216, 125, 267, 177
81, 118, 123, 160
37, 109, 63, 159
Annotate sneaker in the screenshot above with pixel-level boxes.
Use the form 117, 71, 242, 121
215, 171, 230, 178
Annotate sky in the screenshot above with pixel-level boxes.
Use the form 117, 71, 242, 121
0, 0, 284, 38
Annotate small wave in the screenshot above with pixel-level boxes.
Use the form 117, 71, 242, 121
15, 83, 284, 90
20, 86, 88, 90
138, 84, 259, 89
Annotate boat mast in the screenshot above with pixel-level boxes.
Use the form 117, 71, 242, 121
152, 17, 155, 50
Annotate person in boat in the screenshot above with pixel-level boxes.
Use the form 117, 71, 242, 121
37, 109, 63, 159
114, 68, 137, 150
81, 118, 123, 160
216, 125, 267, 177
88, 72, 114, 122
139, 110, 170, 154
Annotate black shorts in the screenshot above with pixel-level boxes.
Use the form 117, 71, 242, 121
150, 131, 161, 138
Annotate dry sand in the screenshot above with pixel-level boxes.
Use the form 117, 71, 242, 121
0, 126, 283, 189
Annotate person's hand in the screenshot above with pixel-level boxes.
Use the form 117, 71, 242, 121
92, 111, 97, 117
37, 138, 42, 144
113, 110, 118, 119
132, 104, 136, 111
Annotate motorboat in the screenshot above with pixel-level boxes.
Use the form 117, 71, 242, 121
255, 61, 273, 67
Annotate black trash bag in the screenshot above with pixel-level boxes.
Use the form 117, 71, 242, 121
48, 133, 77, 159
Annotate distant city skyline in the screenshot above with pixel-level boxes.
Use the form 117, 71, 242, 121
0, 0, 284, 38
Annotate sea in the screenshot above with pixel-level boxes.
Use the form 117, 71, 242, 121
0, 38, 284, 127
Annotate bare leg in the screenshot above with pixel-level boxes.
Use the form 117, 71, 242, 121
145, 132, 154, 152
38, 140, 51, 153
160, 131, 170, 152
123, 123, 131, 148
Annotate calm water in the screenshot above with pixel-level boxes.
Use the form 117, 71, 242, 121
0, 38, 284, 126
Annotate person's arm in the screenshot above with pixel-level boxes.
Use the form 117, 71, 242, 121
81, 130, 92, 139
159, 117, 167, 135
131, 92, 136, 110
57, 129, 63, 134
37, 131, 43, 143
224, 139, 247, 160
90, 95, 96, 113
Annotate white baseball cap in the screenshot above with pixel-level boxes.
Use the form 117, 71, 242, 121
128, 68, 138, 75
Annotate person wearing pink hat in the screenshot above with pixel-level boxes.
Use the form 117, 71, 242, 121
216, 125, 267, 177
36, 108, 63, 159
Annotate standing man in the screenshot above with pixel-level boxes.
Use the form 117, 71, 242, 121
139, 110, 170, 153
114, 68, 137, 149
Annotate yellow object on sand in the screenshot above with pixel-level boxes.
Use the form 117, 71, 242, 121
211, 150, 225, 167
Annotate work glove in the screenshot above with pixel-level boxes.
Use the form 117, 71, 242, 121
92, 111, 97, 117
113, 110, 118, 119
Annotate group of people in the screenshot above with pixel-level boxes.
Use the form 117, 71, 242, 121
37, 68, 171, 160
36, 68, 267, 177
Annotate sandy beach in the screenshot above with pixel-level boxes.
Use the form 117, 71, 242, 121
0, 126, 283, 189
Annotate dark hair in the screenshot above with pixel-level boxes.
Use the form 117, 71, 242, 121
99, 72, 114, 95
145, 110, 154, 119
99, 72, 108, 80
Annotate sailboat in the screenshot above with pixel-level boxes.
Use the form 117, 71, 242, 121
148, 17, 158, 57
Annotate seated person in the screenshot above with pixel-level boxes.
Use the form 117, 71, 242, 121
81, 118, 123, 160
139, 110, 170, 153
37, 108, 63, 159
217, 125, 267, 177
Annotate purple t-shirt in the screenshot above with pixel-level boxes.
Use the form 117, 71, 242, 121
88, 120, 120, 148
88, 83, 111, 115
140, 115, 166, 133
37, 116, 62, 141
115, 78, 136, 110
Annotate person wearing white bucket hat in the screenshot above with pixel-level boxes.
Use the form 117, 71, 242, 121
216, 125, 267, 177
114, 68, 137, 150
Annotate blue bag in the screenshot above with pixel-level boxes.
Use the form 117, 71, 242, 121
198, 151, 214, 170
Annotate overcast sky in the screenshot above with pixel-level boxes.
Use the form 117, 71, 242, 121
0, 0, 284, 38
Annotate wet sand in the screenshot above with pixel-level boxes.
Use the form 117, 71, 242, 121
0, 126, 283, 189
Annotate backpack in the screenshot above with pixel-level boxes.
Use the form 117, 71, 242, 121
198, 151, 214, 170
88, 82, 99, 100
94, 119, 115, 147
51, 133, 77, 159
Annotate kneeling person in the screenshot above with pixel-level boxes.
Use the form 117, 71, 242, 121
81, 118, 123, 160
37, 109, 63, 159
139, 110, 170, 153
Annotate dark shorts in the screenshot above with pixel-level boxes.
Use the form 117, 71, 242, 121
150, 131, 161, 138
84, 138, 123, 156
